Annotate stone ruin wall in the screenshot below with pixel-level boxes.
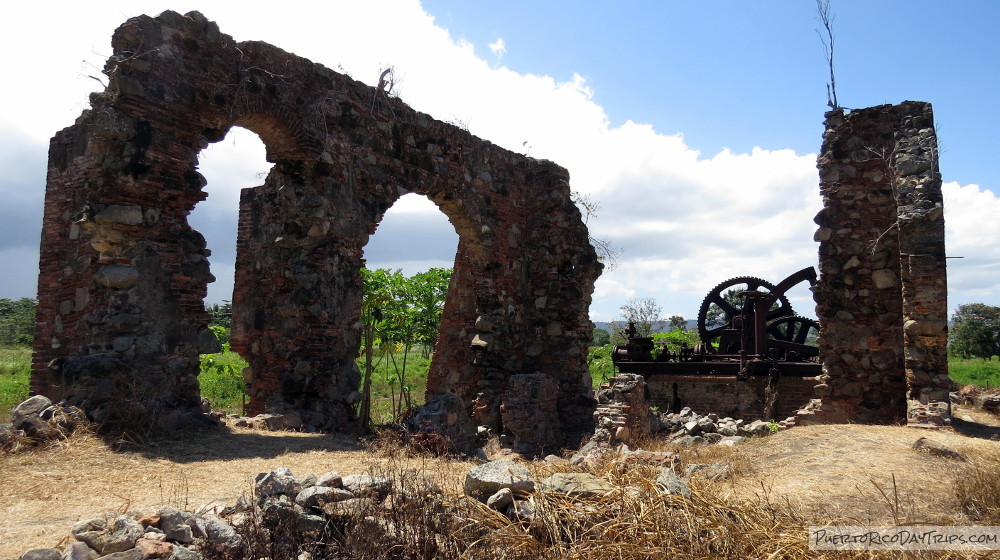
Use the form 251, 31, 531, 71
27, 10, 951, 442
645, 375, 817, 421
31, 10, 601, 443
813, 101, 950, 425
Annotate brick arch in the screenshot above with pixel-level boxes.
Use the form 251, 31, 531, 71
33, 10, 601, 445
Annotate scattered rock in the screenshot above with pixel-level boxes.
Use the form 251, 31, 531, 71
656, 469, 692, 498
315, 471, 343, 488
463, 459, 535, 502
486, 488, 514, 511
18, 549, 62, 560
62, 542, 98, 560
912, 437, 966, 461
295, 485, 354, 509
539, 473, 616, 498
255, 467, 302, 500
133, 538, 173, 559
341, 474, 392, 500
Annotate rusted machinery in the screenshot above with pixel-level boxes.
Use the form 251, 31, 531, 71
611, 267, 821, 379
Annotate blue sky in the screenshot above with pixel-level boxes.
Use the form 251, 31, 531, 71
1, 0, 998, 324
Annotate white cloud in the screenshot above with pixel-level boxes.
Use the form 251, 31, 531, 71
489, 38, 506, 59
943, 181, 1000, 311
0, 0, 996, 324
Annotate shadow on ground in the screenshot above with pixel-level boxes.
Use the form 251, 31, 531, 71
124, 424, 366, 463
949, 416, 1000, 440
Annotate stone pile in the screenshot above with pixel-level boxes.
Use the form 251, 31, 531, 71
464, 454, 736, 521
0, 395, 88, 450
584, 374, 801, 452
224, 412, 318, 432
655, 406, 798, 445
12, 507, 243, 560
9, 453, 750, 560
951, 385, 1000, 414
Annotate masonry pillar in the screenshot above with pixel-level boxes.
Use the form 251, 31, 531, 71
813, 102, 949, 425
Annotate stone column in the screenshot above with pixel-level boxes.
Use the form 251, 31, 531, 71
891, 102, 950, 426
813, 102, 949, 426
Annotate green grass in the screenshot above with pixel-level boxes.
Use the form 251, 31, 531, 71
198, 347, 433, 424
587, 344, 617, 389
949, 356, 1000, 388
0, 345, 31, 422
362, 349, 431, 425
199, 349, 251, 415
9, 341, 998, 427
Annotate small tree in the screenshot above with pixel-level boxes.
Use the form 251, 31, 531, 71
614, 298, 664, 342
0, 298, 36, 346
668, 315, 687, 332
950, 303, 1000, 360
592, 327, 611, 347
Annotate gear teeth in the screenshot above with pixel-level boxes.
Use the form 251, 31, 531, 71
696, 276, 792, 347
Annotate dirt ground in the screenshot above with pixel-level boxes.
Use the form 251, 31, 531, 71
0, 427, 476, 557
2, 405, 999, 558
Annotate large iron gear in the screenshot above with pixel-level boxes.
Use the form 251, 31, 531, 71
696, 276, 794, 348
766, 315, 820, 346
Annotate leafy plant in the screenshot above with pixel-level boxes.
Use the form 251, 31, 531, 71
199, 326, 248, 414
651, 328, 701, 354
950, 303, 1000, 360
358, 268, 451, 430
0, 298, 36, 346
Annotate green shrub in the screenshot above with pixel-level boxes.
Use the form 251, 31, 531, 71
588, 344, 617, 387
0, 345, 31, 421
949, 356, 1000, 388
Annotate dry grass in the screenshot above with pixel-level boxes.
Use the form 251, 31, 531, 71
0, 423, 474, 558
4, 406, 1000, 559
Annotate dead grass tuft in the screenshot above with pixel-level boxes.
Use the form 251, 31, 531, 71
954, 446, 1000, 523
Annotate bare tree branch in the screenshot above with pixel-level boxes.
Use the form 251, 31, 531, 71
816, 0, 839, 109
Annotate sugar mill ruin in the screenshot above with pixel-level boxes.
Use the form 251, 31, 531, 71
27, 10, 952, 452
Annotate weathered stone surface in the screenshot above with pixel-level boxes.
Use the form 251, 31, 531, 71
166, 545, 205, 560
73, 516, 143, 555
31, 10, 601, 445
404, 392, 477, 454
156, 508, 194, 544
18, 548, 61, 560
464, 459, 535, 502
93, 266, 140, 289
315, 471, 343, 488
321, 496, 379, 518
655, 469, 692, 498
255, 467, 301, 499
94, 205, 143, 226
133, 538, 173, 559
341, 474, 392, 499
815, 103, 948, 425
500, 373, 561, 456
11, 395, 52, 424
486, 488, 514, 511
912, 437, 966, 461
91, 549, 143, 560
201, 517, 244, 555
539, 473, 616, 498
295, 485, 354, 509
62, 542, 98, 560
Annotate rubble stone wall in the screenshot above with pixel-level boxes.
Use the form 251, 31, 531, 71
645, 375, 818, 421
814, 102, 949, 424
31, 10, 601, 437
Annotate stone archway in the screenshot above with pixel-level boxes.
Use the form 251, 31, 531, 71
32, 10, 601, 442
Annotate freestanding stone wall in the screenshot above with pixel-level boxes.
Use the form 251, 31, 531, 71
31, 10, 601, 438
813, 102, 949, 425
